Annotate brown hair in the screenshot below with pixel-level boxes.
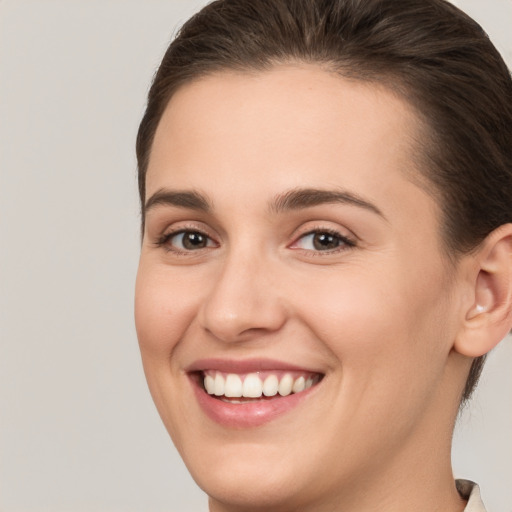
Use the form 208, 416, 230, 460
136, 0, 512, 402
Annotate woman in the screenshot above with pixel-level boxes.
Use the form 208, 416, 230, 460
134, 0, 512, 510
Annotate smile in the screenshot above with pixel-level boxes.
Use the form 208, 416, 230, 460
203, 370, 321, 401
187, 360, 324, 428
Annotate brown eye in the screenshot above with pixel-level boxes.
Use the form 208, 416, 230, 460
312, 232, 341, 250
293, 230, 355, 252
169, 230, 214, 251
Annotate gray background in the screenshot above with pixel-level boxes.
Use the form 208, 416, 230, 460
0, 1, 510, 511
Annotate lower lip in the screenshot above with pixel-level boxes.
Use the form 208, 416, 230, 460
190, 375, 319, 428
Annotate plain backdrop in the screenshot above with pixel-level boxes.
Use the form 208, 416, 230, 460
0, 1, 511, 511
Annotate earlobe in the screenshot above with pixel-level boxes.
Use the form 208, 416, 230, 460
455, 224, 512, 358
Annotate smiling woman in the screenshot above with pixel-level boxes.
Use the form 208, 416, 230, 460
134, 1, 512, 511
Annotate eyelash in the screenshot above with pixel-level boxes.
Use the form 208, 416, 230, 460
154, 227, 356, 255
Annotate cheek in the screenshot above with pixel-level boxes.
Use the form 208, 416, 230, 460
134, 264, 203, 439
298, 260, 454, 392
293, 265, 455, 462
134, 263, 199, 359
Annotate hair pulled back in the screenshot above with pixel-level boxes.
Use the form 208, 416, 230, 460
136, 0, 512, 401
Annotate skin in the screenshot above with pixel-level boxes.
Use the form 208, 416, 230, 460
135, 65, 508, 512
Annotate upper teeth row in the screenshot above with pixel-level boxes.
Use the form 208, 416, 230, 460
204, 372, 318, 398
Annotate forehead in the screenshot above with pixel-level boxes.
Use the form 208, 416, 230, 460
147, 65, 434, 224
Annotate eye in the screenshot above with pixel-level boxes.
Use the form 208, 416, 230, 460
292, 230, 355, 252
161, 230, 217, 251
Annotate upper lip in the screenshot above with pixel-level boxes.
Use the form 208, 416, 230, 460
186, 358, 323, 375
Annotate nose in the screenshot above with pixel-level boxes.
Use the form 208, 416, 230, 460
198, 249, 287, 343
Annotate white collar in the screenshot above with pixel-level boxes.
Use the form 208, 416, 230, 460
457, 480, 487, 512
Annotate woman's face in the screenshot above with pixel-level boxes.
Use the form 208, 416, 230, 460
135, 66, 468, 510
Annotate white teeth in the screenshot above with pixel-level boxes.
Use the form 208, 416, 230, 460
262, 375, 279, 397
278, 374, 293, 396
214, 373, 225, 396
204, 374, 215, 394
292, 375, 305, 393
224, 374, 243, 397
203, 371, 321, 399
243, 373, 263, 398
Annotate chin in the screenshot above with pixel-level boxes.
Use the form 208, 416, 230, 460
194, 461, 319, 512
174, 427, 346, 512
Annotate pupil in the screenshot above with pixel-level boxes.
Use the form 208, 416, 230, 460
313, 233, 339, 250
183, 232, 206, 249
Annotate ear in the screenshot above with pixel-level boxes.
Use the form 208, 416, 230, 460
454, 224, 512, 358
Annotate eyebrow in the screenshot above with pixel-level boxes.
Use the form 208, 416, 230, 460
270, 188, 386, 219
144, 189, 212, 214
144, 186, 385, 220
